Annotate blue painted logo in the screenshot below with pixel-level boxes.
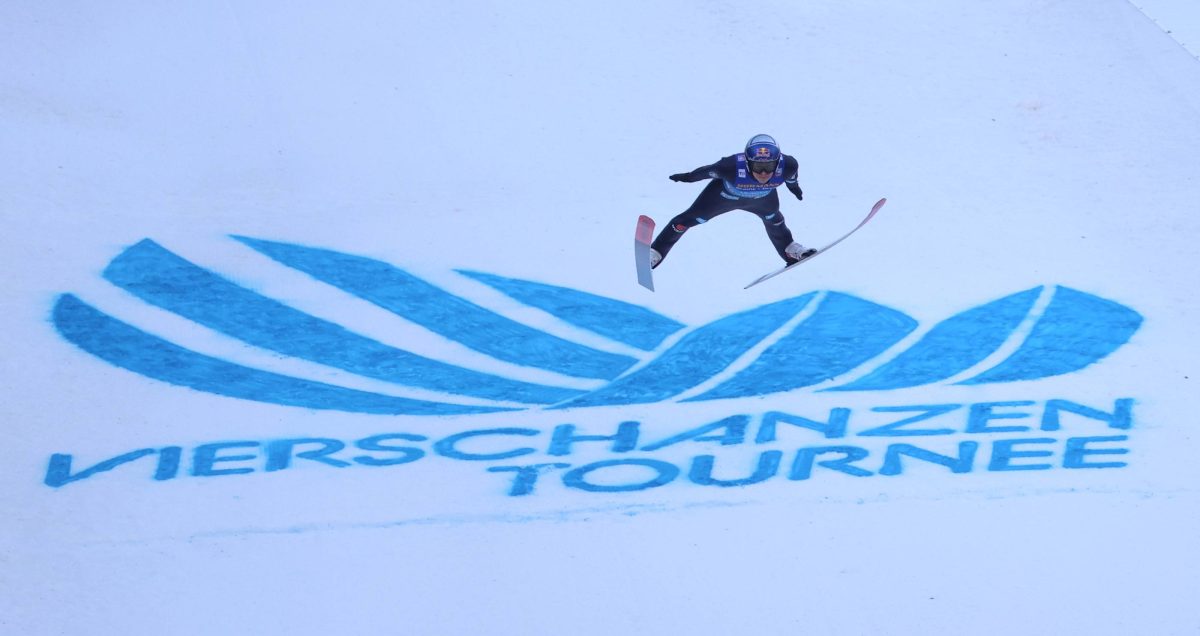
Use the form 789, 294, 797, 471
51, 238, 1144, 415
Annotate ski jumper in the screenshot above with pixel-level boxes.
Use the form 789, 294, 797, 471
652, 154, 805, 264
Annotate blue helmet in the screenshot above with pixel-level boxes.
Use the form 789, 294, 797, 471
745, 134, 781, 165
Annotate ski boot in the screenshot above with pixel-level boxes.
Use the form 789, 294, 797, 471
785, 242, 817, 264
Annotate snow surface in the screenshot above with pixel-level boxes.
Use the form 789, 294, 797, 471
2, 1, 1199, 634
1132, 0, 1200, 58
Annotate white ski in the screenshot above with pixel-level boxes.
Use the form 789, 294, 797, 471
745, 197, 887, 289
634, 214, 656, 291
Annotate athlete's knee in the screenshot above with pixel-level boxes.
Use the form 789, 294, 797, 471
761, 211, 787, 227
668, 214, 703, 233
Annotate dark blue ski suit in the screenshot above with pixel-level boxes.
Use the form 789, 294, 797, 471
651, 153, 804, 266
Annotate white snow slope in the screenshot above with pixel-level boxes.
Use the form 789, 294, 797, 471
2, 1, 1199, 634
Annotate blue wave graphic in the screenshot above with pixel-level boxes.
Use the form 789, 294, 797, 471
960, 286, 1143, 384
52, 295, 510, 416
690, 293, 918, 401
458, 270, 684, 351
235, 237, 637, 379
51, 237, 1145, 414
558, 294, 816, 407
827, 287, 1042, 391
103, 240, 580, 404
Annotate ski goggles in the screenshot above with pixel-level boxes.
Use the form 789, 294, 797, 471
748, 160, 778, 174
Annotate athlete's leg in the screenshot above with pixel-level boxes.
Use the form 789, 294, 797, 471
650, 181, 739, 267
745, 192, 798, 262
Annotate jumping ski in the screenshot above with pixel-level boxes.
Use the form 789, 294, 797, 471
745, 197, 888, 289
634, 214, 656, 291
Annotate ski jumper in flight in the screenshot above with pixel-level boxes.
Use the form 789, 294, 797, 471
650, 134, 815, 269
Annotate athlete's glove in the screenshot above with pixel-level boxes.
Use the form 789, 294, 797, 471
669, 173, 700, 183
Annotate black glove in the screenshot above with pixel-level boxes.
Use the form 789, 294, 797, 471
794, 188, 804, 201
669, 173, 699, 183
